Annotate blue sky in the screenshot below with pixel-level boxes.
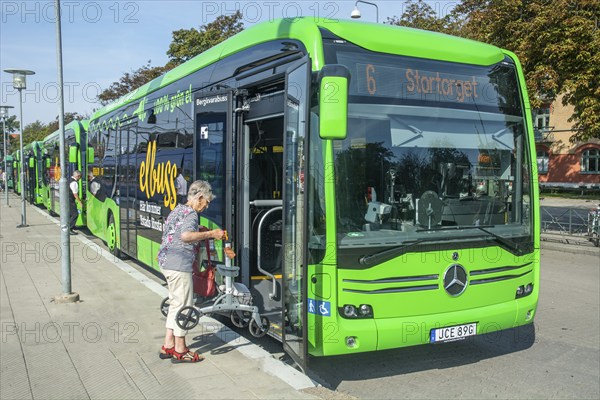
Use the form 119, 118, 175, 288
1, 1, 454, 128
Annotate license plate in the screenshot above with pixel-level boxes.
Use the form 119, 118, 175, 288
430, 323, 477, 343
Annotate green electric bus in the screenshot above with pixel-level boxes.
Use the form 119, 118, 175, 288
5, 154, 14, 189
11, 150, 21, 195
23, 141, 44, 205
41, 121, 88, 226
86, 18, 539, 367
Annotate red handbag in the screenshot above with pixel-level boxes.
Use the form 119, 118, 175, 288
192, 238, 217, 297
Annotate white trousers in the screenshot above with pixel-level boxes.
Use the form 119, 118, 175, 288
163, 269, 194, 337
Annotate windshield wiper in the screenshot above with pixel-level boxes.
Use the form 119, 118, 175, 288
419, 225, 522, 252
416, 225, 495, 232
359, 236, 459, 266
470, 225, 522, 253
360, 226, 527, 266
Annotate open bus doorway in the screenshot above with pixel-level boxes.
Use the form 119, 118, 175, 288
244, 115, 285, 340
195, 87, 287, 340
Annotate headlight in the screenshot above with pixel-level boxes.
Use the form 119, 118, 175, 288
340, 304, 373, 319
516, 286, 524, 296
516, 283, 533, 298
359, 304, 373, 317
343, 305, 357, 318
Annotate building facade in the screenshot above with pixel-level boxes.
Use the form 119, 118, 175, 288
535, 94, 600, 190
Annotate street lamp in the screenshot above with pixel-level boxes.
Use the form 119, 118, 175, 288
4, 69, 35, 227
351, 0, 379, 23
0, 105, 14, 206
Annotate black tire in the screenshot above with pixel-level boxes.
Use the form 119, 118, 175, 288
249, 316, 270, 338
230, 311, 251, 328
107, 214, 121, 258
160, 297, 170, 317
176, 306, 201, 330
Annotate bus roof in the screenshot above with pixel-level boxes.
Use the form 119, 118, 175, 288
91, 18, 505, 121
42, 120, 89, 143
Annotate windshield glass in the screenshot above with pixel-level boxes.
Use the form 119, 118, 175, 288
330, 48, 533, 256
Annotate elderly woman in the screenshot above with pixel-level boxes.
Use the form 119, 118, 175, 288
158, 180, 224, 363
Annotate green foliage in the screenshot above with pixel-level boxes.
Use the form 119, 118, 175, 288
97, 12, 244, 106
386, 0, 451, 32
97, 61, 171, 106
387, 0, 600, 142
22, 120, 48, 145
0, 115, 19, 155
21, 112, 88, 147
167, 11, 244, 65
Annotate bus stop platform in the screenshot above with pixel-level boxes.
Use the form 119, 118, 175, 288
0, 195, 317, 400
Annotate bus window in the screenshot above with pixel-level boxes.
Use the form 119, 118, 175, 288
197, 114, 225, 227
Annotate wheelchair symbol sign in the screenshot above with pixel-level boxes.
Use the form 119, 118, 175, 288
308, 299, 331, 317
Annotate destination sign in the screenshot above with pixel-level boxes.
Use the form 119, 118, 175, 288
335, 51, 519, 113
355, 63, 483, 104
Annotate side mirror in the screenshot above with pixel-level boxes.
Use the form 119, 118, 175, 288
318, 65, 350, 140
69, 145, 78, 163
87, 147, 94, 164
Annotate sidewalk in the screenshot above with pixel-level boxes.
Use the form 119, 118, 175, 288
540, 232, 600, 257
0, 194, 316, 400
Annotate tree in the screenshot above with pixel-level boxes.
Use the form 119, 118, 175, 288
44, 112, 89, 135
0, 115, 19, 155
448, 0, 600, 142
97, 12, 245, 106
386, 0, 450, 32
22, 120, 50, 146
97, 61, 171, 105
167, 11, 244, 65
19, 112, 88, 148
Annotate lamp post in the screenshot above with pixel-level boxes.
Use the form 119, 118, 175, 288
4, 69, 35, 228
351, 0, 379, 23
0, 105, 14, 206
53, 0, 78, 303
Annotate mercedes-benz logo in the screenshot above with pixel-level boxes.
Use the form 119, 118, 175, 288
443, 264, 468, 296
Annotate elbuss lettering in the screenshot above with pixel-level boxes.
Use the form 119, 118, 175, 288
139, 141, 177, 210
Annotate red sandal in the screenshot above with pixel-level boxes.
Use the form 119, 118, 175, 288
159, 346, 175, 360
171, 348, 204, 363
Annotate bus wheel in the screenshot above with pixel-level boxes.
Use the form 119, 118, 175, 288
249, 316, 270, 338
107, 214, 120, 257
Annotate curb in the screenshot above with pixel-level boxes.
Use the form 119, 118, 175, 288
30, 205, 317, 391
540, 232, 599, 257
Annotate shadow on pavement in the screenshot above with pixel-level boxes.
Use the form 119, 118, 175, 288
307, 324, 536, 389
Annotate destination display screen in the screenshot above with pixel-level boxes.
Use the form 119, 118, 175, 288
336, 51, 522, 115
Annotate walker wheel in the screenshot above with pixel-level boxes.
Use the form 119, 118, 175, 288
160, 297, 170, 317
249, 316, 270, 338
230, 311, 251, 328
176, 306, 201, 330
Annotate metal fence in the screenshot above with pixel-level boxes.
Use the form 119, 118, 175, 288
541, 207, 590, 235
541, 206, 600, 247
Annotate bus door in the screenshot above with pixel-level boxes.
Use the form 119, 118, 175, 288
118, 121, 138, 256
194, 90, 232, 245
281, 58, 310, 370
237, 88, 285, 337
26, 155, 35, 204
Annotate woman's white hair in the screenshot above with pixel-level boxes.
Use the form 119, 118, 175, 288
187, 180, 215, 202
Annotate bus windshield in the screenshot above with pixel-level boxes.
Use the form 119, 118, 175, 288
331, 50, 533, 256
